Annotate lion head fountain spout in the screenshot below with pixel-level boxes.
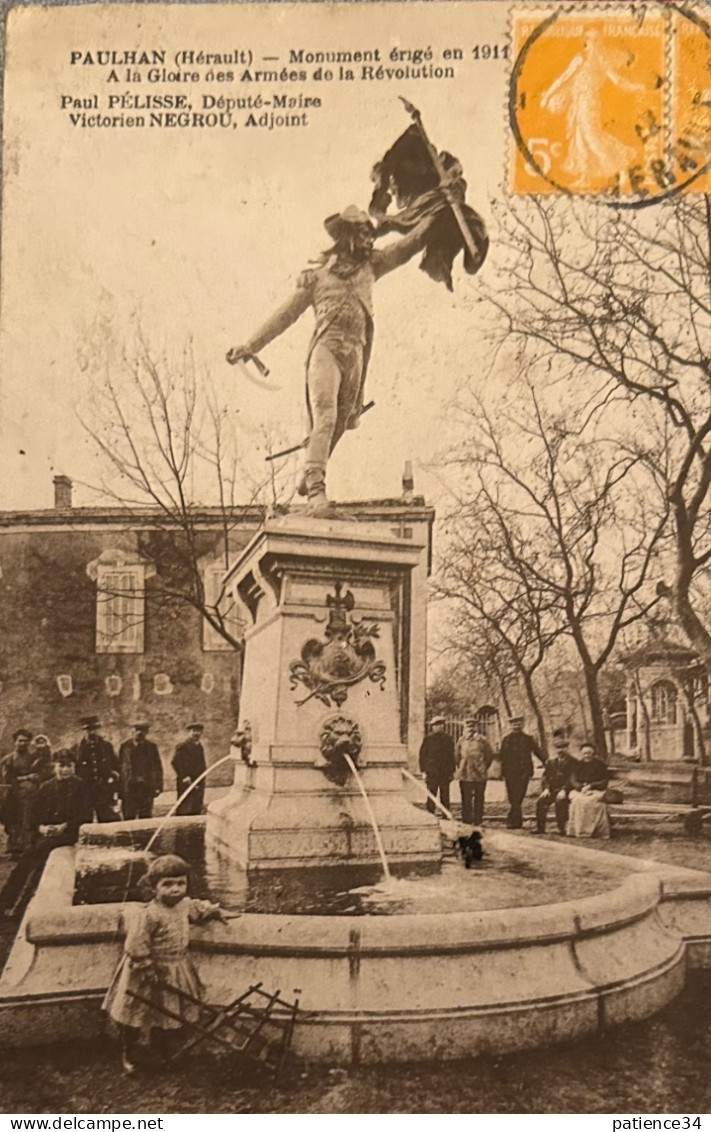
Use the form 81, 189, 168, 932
317, 715, 362, 787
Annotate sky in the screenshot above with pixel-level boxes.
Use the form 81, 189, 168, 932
0, 0, 512, 512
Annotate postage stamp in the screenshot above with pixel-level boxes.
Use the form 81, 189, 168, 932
673, 7, 711, 192
509, 4, 711, 203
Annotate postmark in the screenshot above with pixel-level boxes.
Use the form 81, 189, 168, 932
509, 4, 711, 205
673, 7, 711, 191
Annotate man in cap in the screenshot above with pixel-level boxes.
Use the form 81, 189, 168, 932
172, 724, 207, 816
418, 716, 456, 816
118, 722, 164, 820
73, 716, 120, 823
226, 203, 444, 515
0, 749, 92, 915
498, 715, 545, 830
534, 727, 575, 835
455, 717, 494, 826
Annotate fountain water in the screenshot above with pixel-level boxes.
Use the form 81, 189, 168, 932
145, 753, 239, 854
1, 513, 710, 1066
343, 754, 391, 882
401, 767, 455, 821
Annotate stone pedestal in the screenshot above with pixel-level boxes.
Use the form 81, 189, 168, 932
207, 515, 441, 872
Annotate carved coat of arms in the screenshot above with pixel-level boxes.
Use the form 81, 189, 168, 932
290, 582, 386, 707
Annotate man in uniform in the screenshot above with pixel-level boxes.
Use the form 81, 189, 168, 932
73, 716, 120, 823
172, 723, 207, 816
534, 727, 575, 835
418, 716, 456, 816
118, 722, 164, 820
0, 749, 92, 915
499, 716, 546, 830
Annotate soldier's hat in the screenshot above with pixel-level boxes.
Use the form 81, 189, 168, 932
132, 721, 150, 731
53, 748, 76, 766
324, 206, 374, 241
80, 715, 100, 728
429, 715, 446, 726
187, 722, 204, 732
13, 728, 32, 741
509, 715, 524, 725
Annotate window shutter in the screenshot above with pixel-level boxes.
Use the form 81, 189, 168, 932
96, 565, 145, 654
202, 565, 243, 652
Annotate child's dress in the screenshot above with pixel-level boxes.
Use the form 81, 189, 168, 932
103, 897, 216, 1030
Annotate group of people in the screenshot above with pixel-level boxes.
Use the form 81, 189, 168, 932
418, 715, 612, 839
0, 715, 211, 917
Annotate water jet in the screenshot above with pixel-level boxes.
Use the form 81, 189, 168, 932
1, 514, 711, 1065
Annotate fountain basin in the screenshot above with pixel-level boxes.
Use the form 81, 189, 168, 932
207, 775, 441, 873
1, 832, 710, 1064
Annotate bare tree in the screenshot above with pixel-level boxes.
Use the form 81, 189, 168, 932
438, 383, 667, 755
476, 193, 711, 676
451, 624, 519, 721
436, 485, 561, 753
80, 334, 294, 651
426, 662, 481, 721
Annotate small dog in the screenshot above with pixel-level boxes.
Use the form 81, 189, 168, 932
457, 830, 484, 867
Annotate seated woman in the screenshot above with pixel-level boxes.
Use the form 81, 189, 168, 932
566, 743, 610, 839
0, 749, 92, 916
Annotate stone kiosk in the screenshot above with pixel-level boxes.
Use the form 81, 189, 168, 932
207, 514, 442, 872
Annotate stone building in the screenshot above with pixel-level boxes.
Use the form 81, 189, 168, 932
0, 476, 432, 778
622, 638, 709, 762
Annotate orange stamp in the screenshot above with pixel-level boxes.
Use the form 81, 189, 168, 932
509, 5, 711, 204
672, 8, 711, 192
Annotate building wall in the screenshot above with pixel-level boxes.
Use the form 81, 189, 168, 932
0, 524, 254, 779
0, 501, 433, 779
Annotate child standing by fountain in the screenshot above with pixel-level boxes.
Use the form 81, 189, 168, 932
103, 854, 224, 1073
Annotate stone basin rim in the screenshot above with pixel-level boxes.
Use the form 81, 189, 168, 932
24, 871, 674, 950
3, 843, 710, 1064
0, 943, 686, 1018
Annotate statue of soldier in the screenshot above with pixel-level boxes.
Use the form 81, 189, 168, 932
228, 106, 490, 515
226, 204, 443, 516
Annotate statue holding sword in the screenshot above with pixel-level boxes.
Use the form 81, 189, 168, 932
226, 101, 489, 516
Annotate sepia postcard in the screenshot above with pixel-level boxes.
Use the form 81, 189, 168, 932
1, 0, 711, 1118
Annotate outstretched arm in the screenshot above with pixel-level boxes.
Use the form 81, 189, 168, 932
227, 280, 312, 364
372, 212, 441, 279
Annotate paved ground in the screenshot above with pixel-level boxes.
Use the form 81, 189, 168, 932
0, 974, 710, 1113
